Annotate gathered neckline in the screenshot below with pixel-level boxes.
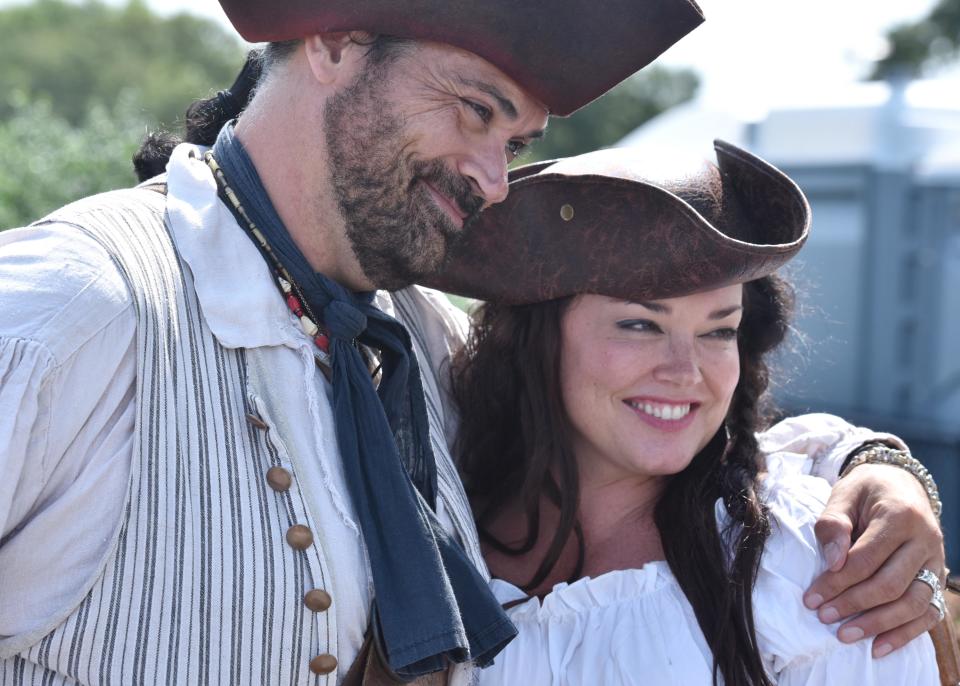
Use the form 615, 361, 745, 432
491, 561, 677, 618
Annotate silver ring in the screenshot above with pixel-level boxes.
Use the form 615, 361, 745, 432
915, 568, 942, 596
931, 589, 947, 623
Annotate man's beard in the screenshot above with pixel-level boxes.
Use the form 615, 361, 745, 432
323, 63, 484, 291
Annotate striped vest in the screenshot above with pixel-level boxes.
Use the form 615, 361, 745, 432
0, 188, 479, 685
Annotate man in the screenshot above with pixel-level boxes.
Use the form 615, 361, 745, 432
0, 2, 945, 685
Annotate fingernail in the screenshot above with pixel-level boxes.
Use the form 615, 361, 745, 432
838, 626, 864, 643
874, 643, 893, 658
820, 606, 840, 623
824, 542, 842, 569
804, 593, 824, 609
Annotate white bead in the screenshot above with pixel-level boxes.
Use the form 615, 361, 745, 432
300, 316, 319, 337
278, 277, 292, 293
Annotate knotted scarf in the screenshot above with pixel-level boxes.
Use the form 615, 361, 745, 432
212, 124, 515, 678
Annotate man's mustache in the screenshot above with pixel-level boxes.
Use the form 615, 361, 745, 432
415, 160, 485, 225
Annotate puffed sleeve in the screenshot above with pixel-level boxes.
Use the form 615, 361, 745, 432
0, 337, 56, 540
749, 475, 939, 685
758, 413, 908, 485
0, 224, 137, 641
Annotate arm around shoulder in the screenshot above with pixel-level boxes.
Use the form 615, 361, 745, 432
752, 476, 940, 685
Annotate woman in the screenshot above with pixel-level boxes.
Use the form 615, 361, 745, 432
429, 142, 940, 684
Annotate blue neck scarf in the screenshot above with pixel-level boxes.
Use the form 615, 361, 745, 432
212, 124, 515, 678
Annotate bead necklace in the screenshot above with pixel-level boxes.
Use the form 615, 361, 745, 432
204, 150, 332, 368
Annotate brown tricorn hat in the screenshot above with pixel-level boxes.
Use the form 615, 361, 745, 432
216, 0, 704, 116
422, 140, 810, 304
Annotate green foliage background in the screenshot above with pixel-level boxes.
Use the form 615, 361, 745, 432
872, 0, 960, 78
0, 0, 245, 229
0, 0, 244, 126
0, 0, 698, 230
0, 92, 144, 228
519, 67, 698, 164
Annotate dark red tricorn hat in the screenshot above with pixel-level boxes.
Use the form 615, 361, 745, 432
422, 140, 811, 304
216, 0, 704, 116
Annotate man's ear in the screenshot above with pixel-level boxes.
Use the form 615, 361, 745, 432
303, 33, 362, 85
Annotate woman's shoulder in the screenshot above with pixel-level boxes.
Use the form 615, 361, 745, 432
713, 473, 830, 660
757, 472, 831, 580
717, 472, 828, 592
743, 476, 940, 681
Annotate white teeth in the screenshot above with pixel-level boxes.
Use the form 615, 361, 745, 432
629, 401, 692, 421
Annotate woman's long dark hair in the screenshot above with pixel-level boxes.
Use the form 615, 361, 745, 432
452, 268, 793, 685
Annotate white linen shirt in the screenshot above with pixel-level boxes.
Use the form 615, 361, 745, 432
0, 145, 906, 678
0, 145, 470, 678
481, 457, 938, 685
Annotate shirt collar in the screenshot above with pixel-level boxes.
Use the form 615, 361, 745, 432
165, 142, 302, 350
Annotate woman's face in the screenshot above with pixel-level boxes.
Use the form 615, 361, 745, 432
559, 285, 743, 487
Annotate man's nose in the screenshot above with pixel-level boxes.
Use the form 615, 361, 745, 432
459, 143, 509, 207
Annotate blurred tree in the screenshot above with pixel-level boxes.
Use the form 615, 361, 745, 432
518, 66, 699, 164
0, 90, 146, 228
871, 0, 960, 78
0, 0, 245, 228
0, 0, 244, 127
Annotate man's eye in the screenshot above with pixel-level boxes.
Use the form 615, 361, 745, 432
463, 99, 492, 124
506, 140, 527, 159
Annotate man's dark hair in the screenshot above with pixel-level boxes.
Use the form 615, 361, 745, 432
133, 35, 411, 182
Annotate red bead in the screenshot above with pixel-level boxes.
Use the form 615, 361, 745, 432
286, 294, 302, 315
314, 333, 330, 353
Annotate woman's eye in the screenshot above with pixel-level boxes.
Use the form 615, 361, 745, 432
703, 327, 739, 341
616, 319, 662, 334
463, 99, 492, 124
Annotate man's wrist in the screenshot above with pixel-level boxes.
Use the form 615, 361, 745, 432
840, 444, 942, 520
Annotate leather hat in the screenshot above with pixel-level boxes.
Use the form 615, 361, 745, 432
423, 140, 810, 304
216, 0, 704, 116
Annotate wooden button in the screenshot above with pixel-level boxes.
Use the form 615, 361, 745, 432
286, 525, 314, 550
309, 654, 338, 675
560, 203, 575, 221
266, 466, 292, 492
245, 413, 269, 430
304, 589, 332, 613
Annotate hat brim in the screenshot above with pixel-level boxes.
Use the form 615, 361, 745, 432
217, 0, 704, 116
422, 140, 810, 304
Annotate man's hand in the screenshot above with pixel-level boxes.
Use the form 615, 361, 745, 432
803, 463, 945, 657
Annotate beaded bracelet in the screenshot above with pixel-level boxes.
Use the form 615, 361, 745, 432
840, 445, 943, 520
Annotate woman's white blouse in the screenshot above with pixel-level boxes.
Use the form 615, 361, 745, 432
482, 474, 938, 685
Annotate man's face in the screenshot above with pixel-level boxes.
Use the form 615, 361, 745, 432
323, 40, 548, 291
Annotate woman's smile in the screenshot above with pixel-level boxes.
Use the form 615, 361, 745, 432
559, 286, 743, 484
623, 397, 700, 432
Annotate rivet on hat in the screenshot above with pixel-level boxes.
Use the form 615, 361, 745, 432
560, 204, 575, 221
